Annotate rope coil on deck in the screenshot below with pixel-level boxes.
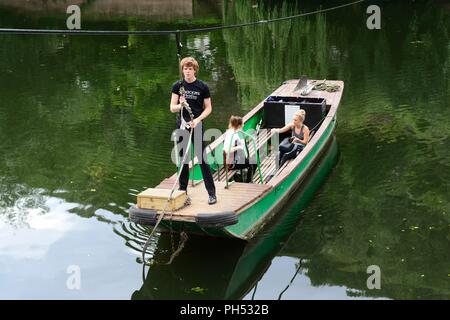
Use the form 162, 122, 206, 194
313, 83, 341, 92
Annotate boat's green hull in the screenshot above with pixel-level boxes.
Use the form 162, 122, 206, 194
158, 112, 337, 240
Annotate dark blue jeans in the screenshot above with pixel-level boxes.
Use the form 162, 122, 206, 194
279, 143, 304, 167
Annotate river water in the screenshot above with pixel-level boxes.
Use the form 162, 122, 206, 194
0, 0, 449, 299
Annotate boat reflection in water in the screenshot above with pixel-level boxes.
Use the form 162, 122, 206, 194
131, 136, 338, 300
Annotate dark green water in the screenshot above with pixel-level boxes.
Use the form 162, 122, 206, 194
0, 0, 449, 299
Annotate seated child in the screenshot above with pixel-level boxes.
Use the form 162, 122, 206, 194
223, 115, 257, 183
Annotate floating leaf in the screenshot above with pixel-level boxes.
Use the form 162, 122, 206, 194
191, 287, 207, 294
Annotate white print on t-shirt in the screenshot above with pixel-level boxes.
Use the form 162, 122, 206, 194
183, 90, 201, 100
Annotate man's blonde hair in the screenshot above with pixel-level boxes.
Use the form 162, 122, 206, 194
180, 57, 199, 74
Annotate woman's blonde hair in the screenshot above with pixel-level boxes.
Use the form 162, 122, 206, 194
180, 57, 199, 74
295, 109, 306, 122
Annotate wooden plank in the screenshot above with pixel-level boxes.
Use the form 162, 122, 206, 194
248, 130, 275, 167
259, 156, 274, 176
137, 188, 186, 211
263, 158, 277, 179
252, 153, 276, 183
138, 188, 184, 199
155, 177, 178, 189
152, 181, 272, 218
253, 158, 270, 183
261, 160, 277, 183
213, 165, 239, 182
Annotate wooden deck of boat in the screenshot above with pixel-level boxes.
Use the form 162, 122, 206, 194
155, 178, 272, 217
272, 80, 343, 106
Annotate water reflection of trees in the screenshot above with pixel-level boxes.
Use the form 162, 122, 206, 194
0, 0, 448, 299
222, 0, 329, 109
0, 5, 238, 227
0, 32, 178, 210
221, 0, 450, 299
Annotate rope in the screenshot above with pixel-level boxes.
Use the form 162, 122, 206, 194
251, 282, 259, 300
310, 114, 327, 133
0, 0, 365, 36
141, 104, 194, 266
313, 82, 341, 92
165, 231, 188, 265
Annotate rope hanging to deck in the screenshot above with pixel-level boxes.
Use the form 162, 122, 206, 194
141, 105, 194, 267
0, 0, 365, 36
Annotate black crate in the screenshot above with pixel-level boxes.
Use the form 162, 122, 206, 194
263, 96, 326, 129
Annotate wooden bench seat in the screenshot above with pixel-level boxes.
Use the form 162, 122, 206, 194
213, 129, 277, 184
213, 165, 239, 182
247, 128, 276, 160
253, 153, 277, 183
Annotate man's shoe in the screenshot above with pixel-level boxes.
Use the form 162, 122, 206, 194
208, 195, 217, 205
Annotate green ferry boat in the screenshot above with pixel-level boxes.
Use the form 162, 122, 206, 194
129, 79, 344, 240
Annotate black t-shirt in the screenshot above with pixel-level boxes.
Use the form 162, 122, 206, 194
172, 79, 211, 122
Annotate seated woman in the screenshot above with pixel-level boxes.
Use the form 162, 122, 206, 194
223, 115, 257, 183
274, 109, 310, 168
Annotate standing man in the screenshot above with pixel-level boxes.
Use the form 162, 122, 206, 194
170, 57, 217, 205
